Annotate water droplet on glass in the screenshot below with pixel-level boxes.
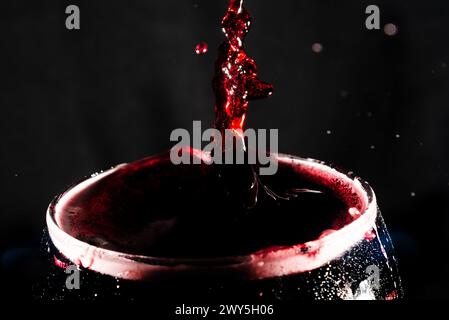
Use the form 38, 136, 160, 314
364, 230, 376, 241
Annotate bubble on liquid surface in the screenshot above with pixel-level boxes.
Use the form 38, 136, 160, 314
348, 207, 361, 218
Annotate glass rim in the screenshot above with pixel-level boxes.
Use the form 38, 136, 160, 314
46, 153, 378, 281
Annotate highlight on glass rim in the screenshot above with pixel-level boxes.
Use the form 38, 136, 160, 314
2, 0, 449, 312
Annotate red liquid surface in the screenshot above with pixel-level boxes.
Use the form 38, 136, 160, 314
55, 152, 363, 258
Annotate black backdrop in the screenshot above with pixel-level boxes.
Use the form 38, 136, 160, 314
1, 0, 448, 300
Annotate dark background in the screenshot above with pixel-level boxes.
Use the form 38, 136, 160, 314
1, 0, 448, 300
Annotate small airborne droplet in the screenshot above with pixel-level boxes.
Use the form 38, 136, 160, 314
312, 43, 323, 53
411, 192, 416, 197
195, 42, 208, 55
395, 134, 400, 138
370, 145, 375, 150
326, 130, 332, 135
384, 23, 398, 36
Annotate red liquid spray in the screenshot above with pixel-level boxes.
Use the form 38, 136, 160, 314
213, 0, 273, 132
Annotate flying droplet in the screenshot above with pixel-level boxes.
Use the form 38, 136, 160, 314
326, 130, 332, 135
395, 134, 400, 138
312, 43, 323, 53
195, 42, 208, 55
411, 192, 416, 197
384, 23, 398, 36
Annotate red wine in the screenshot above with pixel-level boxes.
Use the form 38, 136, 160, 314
50, 0, 362, 268
41, 0, 402, 301
54, 151, 357, 259
213, 0, 273, 132
211, 0, 279, 208
44, 153, 402, 301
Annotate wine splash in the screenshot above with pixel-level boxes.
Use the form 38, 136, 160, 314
51, 0, 353, 258
211, 0, 281, 208
213, 0, 273, 133
43, 1, 402, 301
